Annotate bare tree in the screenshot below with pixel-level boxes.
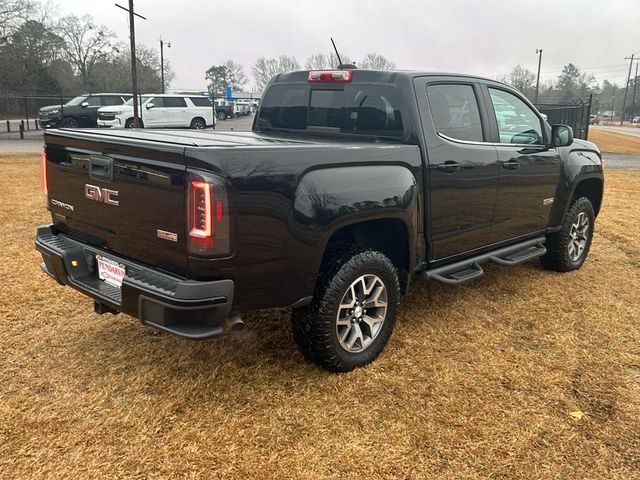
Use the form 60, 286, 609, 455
59, 14, 116, 87
499, 65, 536, 96
359, 53, 396, 70
0, 0, 34, 37
278, 54, 300, 73
253, 55, 300, 91
225, 60, 247, 91
305, 53, 331, 70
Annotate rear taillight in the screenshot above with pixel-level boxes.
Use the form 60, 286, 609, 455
41, 150, 48, 207
307, 70, 353, 83
187, 171, 231, 256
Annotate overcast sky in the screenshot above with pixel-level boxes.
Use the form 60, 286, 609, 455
58, 0, 639, 91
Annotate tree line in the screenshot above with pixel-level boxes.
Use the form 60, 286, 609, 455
205, 53, 396, 97
499, 64, 640, 118
0, 0, 170, 96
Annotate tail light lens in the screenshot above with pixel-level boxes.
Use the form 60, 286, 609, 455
41, 150, 48, 207
187, 170, 231, 256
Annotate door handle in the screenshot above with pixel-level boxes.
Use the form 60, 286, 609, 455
89, 155, 114, 182
501, 159, 520, 170
436, 161, 460, 173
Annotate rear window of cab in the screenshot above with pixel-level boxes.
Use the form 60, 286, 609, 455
257, 84, 404, 137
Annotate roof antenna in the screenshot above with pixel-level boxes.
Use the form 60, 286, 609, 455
330, 37, 358, 70
330, 37, 343, 66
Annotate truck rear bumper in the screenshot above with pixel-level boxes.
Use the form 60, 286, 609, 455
35, 225, 234, 339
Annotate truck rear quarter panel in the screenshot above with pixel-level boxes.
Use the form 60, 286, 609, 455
184, 144, 423, 311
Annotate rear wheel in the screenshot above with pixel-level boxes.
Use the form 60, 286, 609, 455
540, 196, 595, 272
291, 250, 400, 372
190, 117, 206, 129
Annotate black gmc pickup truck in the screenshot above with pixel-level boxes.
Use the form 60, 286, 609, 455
36, 69, 604, 372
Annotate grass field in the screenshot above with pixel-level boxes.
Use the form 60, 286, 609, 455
588, 128, 640, 154
1, 155, 639, 479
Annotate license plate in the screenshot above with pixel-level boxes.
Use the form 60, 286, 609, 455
96, 255, 126, 288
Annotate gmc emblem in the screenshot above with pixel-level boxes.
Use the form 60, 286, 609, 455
84, 184, 119, 206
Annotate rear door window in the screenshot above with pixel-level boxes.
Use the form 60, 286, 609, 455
163, 97, 187, 108
102, 96, 123, 106
85, 96, 102, 107
426, 84, 484, 142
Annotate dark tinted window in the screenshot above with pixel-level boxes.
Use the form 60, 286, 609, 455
427, 84, 484, 142
163, 97, 187, 108
149, 97, 163, 107
85, 96, 102, 107
257, 84, 403, 136
308, 90, 341, 128
488, 88, 543, 144
190, 97, 212, 107
102, 96, 124, 106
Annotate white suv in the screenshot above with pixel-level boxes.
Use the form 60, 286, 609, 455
97, 95, 215, 129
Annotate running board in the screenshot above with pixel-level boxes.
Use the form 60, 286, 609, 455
419, 237, 546, 286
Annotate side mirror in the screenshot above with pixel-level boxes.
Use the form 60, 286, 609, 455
146, 102, 154, 110
551, 124, 574, 147
81, 101, 89, 108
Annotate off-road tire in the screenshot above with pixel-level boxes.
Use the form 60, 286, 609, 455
291, 250, 400, 372
540, 196, 595, 272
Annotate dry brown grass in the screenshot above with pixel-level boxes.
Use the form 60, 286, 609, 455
1, 155, 639, 479
588, 128, 640, 154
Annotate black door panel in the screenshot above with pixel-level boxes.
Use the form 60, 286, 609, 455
483, 85, 561, 242
414, 78, 499, 260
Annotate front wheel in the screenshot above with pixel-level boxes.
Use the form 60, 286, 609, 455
216, 111, 227, 121
291, 250, 400, 372
540, 196, 595, 272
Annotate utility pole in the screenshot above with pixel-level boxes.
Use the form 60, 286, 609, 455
632, 61, 639, 121
610, 85, 616, 124
621, 54, 637, 126
116, 2, 147, 128
159, 38, 171, 94
535, 48, 543, 104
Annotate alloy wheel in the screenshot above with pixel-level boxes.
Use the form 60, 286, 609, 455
336, 274, 388, 353
568, 211, 590, 261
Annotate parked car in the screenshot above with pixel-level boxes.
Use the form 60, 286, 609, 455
632, 116, 640, 124
233, 103, 251, 117
36, 69, 603, 372
97, 95, 215, 129
214, 101, 234, 121
38, 93, 132, 128
234, 98, 260, 113
589, 114, 600, 125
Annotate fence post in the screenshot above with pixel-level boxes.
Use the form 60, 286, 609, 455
6, 120, 10, 133
584, 94, 593, 140
19, 121, 24, 139
24, 96, 30, 131
35, 118, 39, 130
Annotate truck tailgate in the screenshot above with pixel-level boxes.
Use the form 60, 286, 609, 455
44, 130, 189, 275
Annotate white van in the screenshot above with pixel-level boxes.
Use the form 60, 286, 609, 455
97, 95, 215, 129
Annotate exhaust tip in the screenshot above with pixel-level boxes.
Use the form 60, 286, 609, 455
225, 315, 245, 332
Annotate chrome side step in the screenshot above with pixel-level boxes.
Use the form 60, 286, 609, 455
419, 237, 546, 286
